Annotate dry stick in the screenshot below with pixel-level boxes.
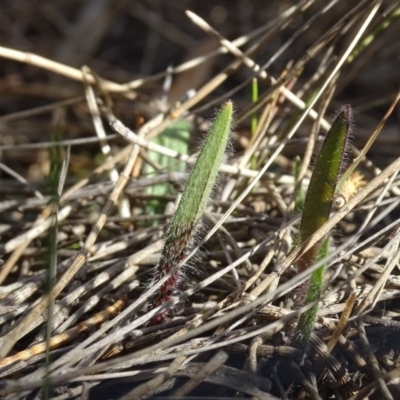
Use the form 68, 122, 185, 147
2, 239, 398, 397
0, 257, 73, 308
175, 365, 273, 399
130, 1, 198, 48
0, 134, 118, 152
104, 108, 297, 197
69, 265, 348, 363
256, 177, 400, 314
337, 0, 400, 92
0, 45, 125, 92
290, 360, 322, 400
122, 2, 302, 90
0, 144, 141, 359
37, 267, 136, 339
360, 364, 400, 400
314, 291, 356, 376
0, 205, 73, 255
186, 7, 333, 131
0, 3, 298, 98
0, 242, 30, 287
0, 146, 131, 303
17, 241, 164, 387
186, 0, 373, 131
0, 9, 310, 219
357, 319, 394, 400
308, 334, 352, 390
25, 275, 183, 382
0, 1, 361, 148
155, 251, 284, 363
0, 162, 44, 199
205, 211, 253, 276
219, 235, 239, 289
262, 0, 339, 73
355, 170, 399, 246
2, 239, 276, 393
249, 230, 291, 299
61, 145, 132, 200
319, 243, 400, 318
236, 63, 297, 184
105, 108, 259, 180
0, 144, 132, 254
0, 313, 299, 396
249, 307, 297, 375
82, 66, 120, 186
236, 0, 375, 126
125, 289, 245, 380
245, 66, 297, 167
338, 89, 400, 193
82, 66, 131, 218
325, 291, 356, 355
349, 367, 400, 400
0, 298, 126, 370
327, 170, 400, 318
0, 96, 84, 123
69, 291, 140, 370
142, 1, 318, 141
355, 236, 400, 315
66, 341, 298, 381
171, 351, 228, 398
52, 263, 141, 335
237, 85, 279, 170
44, 135, 70, 378
7, 134, 234, 366
52, 384, 97, 400
119, 356, 185, 400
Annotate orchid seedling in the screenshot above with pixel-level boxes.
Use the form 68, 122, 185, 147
149, 102, 233, 325
294, 105, 352, 347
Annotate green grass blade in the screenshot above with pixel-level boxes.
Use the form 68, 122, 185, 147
149, 101, 233, 324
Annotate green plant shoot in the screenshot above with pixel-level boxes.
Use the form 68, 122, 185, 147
149, 101, 233, 325
295, 105, 352, 347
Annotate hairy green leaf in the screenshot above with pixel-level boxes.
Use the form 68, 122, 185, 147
295, 105, 352, 347
149, 102, 233, 324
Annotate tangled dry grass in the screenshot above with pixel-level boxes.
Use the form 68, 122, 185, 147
1, 1, 400, 399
